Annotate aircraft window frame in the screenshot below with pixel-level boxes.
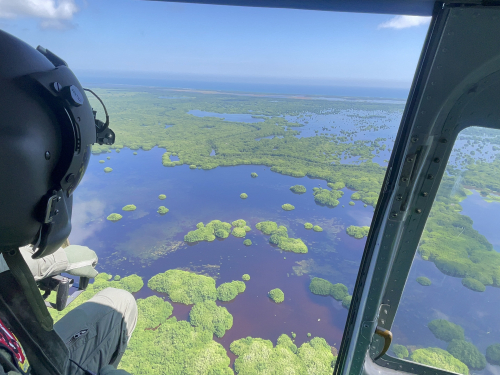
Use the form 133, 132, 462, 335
333, 4, 500, 375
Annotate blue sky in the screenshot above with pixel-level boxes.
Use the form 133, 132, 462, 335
0, 0, 430, 88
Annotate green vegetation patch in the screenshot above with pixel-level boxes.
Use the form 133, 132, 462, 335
290, 185, 306, 194
217, 280, 246, 302
242, 274, 250, 281
106, 156, 110, 160
309, 278, 332, 296
243, 239, 252, 246
392, 344, 409, 359
207, 220, 232, 238
232, 219, 247, 228
309, 278, 350, 305
122, 204, 137, 211
313, 225, 323, 232
158, 194, 166, 200
327, 182, 345, 190
148, 269, 217, 305
341, 295, 352, 309
104, 167, 113, 173
268, 288, 285, 303
282, 203, 295, 211
313, 187, 343, 207
416, 276, 432, 286
331, 283, 349, 301
217, 280, 245, 300
99, 160, 105, 163
461, 277, 486, 292
257, 221, 308, 254
106, 213, 123, 222
114, 275, 121, 281
189, 301, 233, 338
157, 206, 169, 215
133, 152, 138, 155
240, 193, 248, 199
304, 223, 313, 229
251, 172, 258, 178
189, 164, 196, 169
346, 225, 370, 239
184, 223, 216, 243
486, 343, 500, 365
232, 227, 247, 238
279, 238, 308, 253
256, 221, 278, 234
447, 340, 486, 370
121, 317, 231, 374
428, 319, 465, 342
417, 180, 500, 288
135, 295, 173, 330
230, 335, 336, 375
411, 348, 469, 375
349, 201, 355, 206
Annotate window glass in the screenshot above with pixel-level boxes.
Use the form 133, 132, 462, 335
391, 127, 500, 375
2, 1, 427, 373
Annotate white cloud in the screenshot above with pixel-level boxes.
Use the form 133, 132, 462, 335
378, 15, 431, 29
0, 0, 79, 29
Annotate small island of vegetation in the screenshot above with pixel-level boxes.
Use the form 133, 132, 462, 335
217, 280, 246, 302
243, 239, 252, 246
447, 339, 486, 370
392, 344, 409, 359
282, 203, 295, 211
304, 223, 313, 229
106, 213, 123, 222
189, 301, 233, 338
184, 220, 233, 242
99, 160, 105, 163
148, 269, 217, 305
416, 276, 432, 286
242, 274, 250, 281
230, 335, 336, 374
290, 185, 306, 194
240, 193, 248, 199
428, 319, 465, 342
251, 172, 258, 178
268, 288, 284, 303
104, 167, 113, 173
159, 194, 166, 200
157, 206, 169, 215
122, 204, 137, 211
346, 225, 370, 239
309, 278, 351, 308
313, 187, 343, 208
461, 277, 486, 292
256, 221, 308, 253
313, 225, 323, 232
486, 343, 500, 365
411, 348, 469, 375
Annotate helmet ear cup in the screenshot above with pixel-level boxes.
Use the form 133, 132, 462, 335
0, 79, 63, 251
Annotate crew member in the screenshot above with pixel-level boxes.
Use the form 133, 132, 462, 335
0, 30, 137, 375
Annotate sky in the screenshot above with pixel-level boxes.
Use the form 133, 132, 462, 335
0, 0, 431, 89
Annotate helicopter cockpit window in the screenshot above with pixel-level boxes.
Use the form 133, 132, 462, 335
1, 1, 431, 373
389, 126, 500, 374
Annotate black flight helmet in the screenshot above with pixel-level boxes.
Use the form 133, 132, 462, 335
0, 30, 115, 258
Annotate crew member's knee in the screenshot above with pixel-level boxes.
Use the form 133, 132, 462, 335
88, 288, 138, 338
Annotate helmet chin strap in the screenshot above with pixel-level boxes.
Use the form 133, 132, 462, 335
0, 248, 68, 375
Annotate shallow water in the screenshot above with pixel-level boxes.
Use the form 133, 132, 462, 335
71, 147, 373, 354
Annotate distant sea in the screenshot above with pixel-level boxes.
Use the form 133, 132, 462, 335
79, 76, 410, 100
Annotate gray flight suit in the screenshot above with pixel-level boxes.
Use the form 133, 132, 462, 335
0, 246, 138, 375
